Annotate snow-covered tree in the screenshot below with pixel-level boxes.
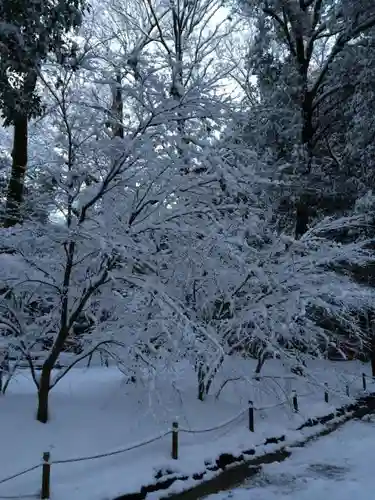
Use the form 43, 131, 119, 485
1, 0, 374, 424
236, 0, 375, 235
0, 0, 241, 420
0, 0, 88, 227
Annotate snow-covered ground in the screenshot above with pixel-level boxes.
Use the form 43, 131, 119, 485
0, 358, 373, 499
208, 416, 375, 500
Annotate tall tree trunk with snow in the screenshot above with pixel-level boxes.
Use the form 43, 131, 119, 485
3, 116, 28, 227
0, 1, 87, 227
109, 72, 124, 139
368, 312, 375, 377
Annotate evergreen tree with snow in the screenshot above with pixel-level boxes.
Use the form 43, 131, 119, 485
0, 0, 88, 226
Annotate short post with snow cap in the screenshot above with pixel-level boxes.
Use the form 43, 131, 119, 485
292, 390, 298, 412
248, 400, 254, 432
172, 421, 179, 459
362, 373, 367, 392
324, 383, 329, 403
41, 452, 50, 499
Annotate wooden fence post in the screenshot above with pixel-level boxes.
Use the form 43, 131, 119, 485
172, 421, 179, 460
362, 372, 367, 392
324, 383, 329, 403
248, 400, 254, 432
41, 452, 50, 499
292, 390, 298, 412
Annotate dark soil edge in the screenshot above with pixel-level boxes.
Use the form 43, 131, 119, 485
114, 393, 375, 500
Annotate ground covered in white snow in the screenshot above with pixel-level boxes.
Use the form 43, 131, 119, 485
208, 415, 375, 500
0, 358, 373, 499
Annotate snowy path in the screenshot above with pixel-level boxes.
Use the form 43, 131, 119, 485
1, 362, 372, 499
207, 416, 375, 500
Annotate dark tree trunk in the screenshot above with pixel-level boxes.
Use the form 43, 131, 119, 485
371, 344, 375, 378
36, 331, 67, 423
255, 354, 265, 375
109, 72, 124, 139
254, 352, 267, 380
197, 362, 206, 401
295, 202, 309, 239
370, 313, 375, 377
37, 362, 53, 423
4, 115, 28, 227
196, 354, 224, 401
301, 92, 314, 149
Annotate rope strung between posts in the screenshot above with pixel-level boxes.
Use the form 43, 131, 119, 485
179, 407, 248, 434
254, 392, 314, 411
255, 399, 290, 411
179, 391, 319, 434
0, 431, 172, 486
0, 493, 38, 499
0, 393, 315, 486
304, 372, 372, 400
1, 381, 361, 487
0, 465, 41, 486
51, 430, 172, 464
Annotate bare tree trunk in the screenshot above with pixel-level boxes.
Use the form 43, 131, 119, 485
197, 362, 206, 401
36, 327, 69, 423
255, 354, 265, 375
295, 201, 309, 239
108, 72, 124, 139
3, 115, 28, 227
196, 354, 224, 401
370, 343, 375, 378
37, 362, 53, 423
369, 312, 375, 377
301, 92, 314, 152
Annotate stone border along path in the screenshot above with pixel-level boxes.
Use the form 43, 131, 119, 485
114, 393, 375, 500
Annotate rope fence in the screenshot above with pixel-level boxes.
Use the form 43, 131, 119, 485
0, 465, 41, 486
0, 494, 38, 499
51, 430, 172, 465
0, 371, 373, 499
179, 408, 248, 434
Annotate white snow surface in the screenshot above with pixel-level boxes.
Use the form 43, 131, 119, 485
0, 358, 373, 499
208, 416, 375, 500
